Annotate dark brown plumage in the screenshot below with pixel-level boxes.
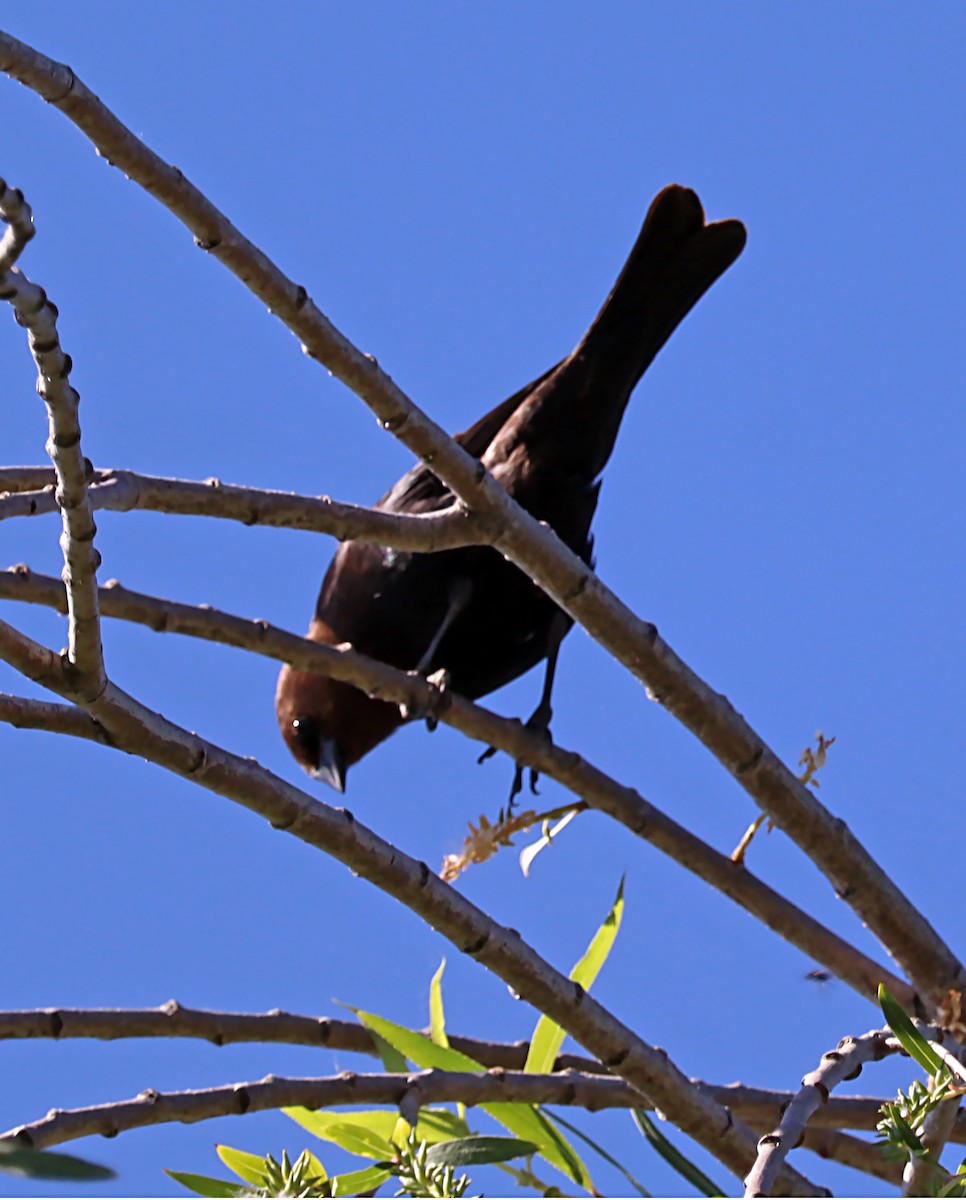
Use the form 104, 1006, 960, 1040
276, 185, 746, 791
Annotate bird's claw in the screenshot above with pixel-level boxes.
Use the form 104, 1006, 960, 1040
479, 706, 552, 812
400, 667, 451, 729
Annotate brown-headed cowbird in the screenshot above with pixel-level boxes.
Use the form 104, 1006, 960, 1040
277, 185, 745, 791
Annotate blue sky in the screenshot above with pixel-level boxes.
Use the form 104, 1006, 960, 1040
1, 4, 963, 1195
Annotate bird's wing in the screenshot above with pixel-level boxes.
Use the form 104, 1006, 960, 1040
377, 363, 562, 515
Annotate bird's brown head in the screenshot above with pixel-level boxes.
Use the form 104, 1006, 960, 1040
275, 621, 404, 792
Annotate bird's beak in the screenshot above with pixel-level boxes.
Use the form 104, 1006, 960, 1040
310, 738, 347, 793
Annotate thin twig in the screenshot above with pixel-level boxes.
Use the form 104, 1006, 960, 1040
0, 565, 914, 1010
0, 28, 956, 1010
0, 615, 821, 1195
0, 467, 489, 552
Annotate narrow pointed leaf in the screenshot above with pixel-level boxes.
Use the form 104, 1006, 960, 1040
633, 1110, 725, 1197
354, 1009, 592, 1189
215, 1145, 269, 1186
879, 984, 947, 1077
165, 1169, 243, 1197
525, 876, 625, 1075
285, 1107, 395, 1158
551, 1109, 652, 1197
0, 1141, 115, 1182
285, 1105, 466, 1148
329, 1164, 392, 1195
425, 1136, 539, 1167
430, 958, 450, 1047
373, 1028, 409, 1073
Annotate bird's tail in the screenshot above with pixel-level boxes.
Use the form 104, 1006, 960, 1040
486, 185, 746, 482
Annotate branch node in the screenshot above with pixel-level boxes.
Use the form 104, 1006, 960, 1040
462, 932, 490, 956
736, 746, 764, 776
380, 413, 408, 434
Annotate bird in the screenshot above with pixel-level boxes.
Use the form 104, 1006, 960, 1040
276, 185, 746, 793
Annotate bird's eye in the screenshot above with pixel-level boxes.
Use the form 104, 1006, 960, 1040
291, 715, 321, 760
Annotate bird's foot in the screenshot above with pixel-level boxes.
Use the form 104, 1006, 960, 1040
477, 700, 554, 812
400, 667, 452, 730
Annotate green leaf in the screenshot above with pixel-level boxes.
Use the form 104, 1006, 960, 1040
525, 876, 625, 1075
416, 1108, 472, 1142
430, 958, 449, 1047
550, 1109, 652, 1197
890, 1109, 929, 1157
328, 1163, 392, 1195
353, 1009, 482, 1072
291, 1111, 395, 1159
215, 1144, 270, 1186
0, 1140, 116, 1182
878, 984, 948, 1077
425, 1136, 539, 1167
286, 1105, 467, 1149
372, 1028, 409, 1073
300, 1149, 328, 1182
165, 1169, 244, 1197
353, 1009, 593, 1190
633, 1110, 725, 1197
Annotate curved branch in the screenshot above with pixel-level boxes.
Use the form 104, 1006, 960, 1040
0, 1069, 642, 1151
744, 1024, 966, 1197
0, 565, 914, 1010
2, 1001, 963, 1145
744, 1027, 895, 1197
0, 617, 819, 1195
0, 468, 490, 552
0, 177, 34, 272
0, 28, 956, 1011
0, 1069, 908, 1189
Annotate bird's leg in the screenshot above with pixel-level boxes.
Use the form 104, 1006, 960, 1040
400, 577, 472, 724
478, 610, 569, 809
415, 577, 472, 674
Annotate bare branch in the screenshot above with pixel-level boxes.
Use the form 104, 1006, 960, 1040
0, 693, 110, 745
0, 466, 57, 492
744, 1024, 966, 1197
0, 1069, 809, 1176
0, 177, 34, 272
0, 1068, 905, 1189
0, 467, 490, 552
0, 617, 819, 1194
0, 1069, 644, 1151
0, 29, 955, 1011
0, 201, 104, 695
744, 1026, 895, 1197
0, 564, 914, 1011
5, 1001, 966, 1149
